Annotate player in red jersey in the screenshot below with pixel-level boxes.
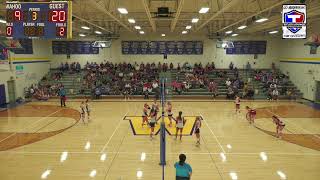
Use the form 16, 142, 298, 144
235, 95, 241, 113
142, 103, 150, 127
166, 101, 173, 127
149, 109, 161, 139
272, 115, 286, 138
245, 106, 256, 124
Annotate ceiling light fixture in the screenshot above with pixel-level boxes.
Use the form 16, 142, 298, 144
186, 25, 192, 29
94, 31, 102, 34
191, 18, 199, 23
81, 26, 90, 30
182, 31, 187, 34
161, 34, 165, 37
199, 7, 210, 14
231, 33, 238, 37
134, 26, 141, 30
225, 30, 233, 34
255, 18, 268, 23
128, 18, 135, 23
117, 8, 128, 14
79, 34, 86, 37
139, 31, 145, 34
0, 19, 6, 24
269, 30, 279, 34
237, 25, 247, 30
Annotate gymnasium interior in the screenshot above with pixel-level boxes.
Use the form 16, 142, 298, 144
0, 0, 320, 179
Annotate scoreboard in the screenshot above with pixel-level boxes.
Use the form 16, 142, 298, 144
6, 1, 72, 39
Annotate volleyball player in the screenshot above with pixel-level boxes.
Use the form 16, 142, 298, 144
152, 99, 159, 115
235, 95, 241, 113
80, 101, 86, 124
173, 111, 186, 141
142, 103, 150, 127
194, 117, 202, 145
245, 106, 256, 124
272, 115, 286, 138
166, 101, 173, 127
149, 109, 161, 139
85, 99, 91, 121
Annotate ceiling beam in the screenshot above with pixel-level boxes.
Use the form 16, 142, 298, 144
170, 0, 185, 32
73, 14, 113, 33
141, 0, 156, 32
88, 0, 132, 32
195, 0, 240, 32
216, 0, 290, 33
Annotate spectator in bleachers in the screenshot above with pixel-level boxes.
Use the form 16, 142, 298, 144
229, 62, 234, 70
272, 88, 279, 100
177, 63, 181, 72
95, 86, 101, 99
227, 86, 234, 99
170, 63, 174, 70
246, 62, 251, 70
208, 81, 218, 98
226, 78, 231, 87
76, 62, 81, 72
64, 62, 69, 71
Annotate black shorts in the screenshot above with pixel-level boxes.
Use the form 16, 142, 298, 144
195, 128, 200, 134
149, 122, 156, 127
176, 176, 190, 180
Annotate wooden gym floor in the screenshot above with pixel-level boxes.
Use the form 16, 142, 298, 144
0, 100, 319, 180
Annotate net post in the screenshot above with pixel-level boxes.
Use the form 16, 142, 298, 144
159, 77, 166, 166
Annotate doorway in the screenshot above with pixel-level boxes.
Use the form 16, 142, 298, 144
315, 81, 320, 103
7, 80, 16, 104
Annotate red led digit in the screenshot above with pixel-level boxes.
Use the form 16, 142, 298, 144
6, 26, 13, 36
14, 10, 21, 21
59, 27, 65, 36
59, 11, 66, 22
51, 10, 58, 22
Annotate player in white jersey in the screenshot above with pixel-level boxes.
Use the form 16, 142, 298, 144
80, 101, 86, 124
173, 111, 186, 141
194, 117, 202, 145
85, 99, 91, 121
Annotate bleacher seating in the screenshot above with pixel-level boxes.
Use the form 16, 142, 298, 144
38, 64, 303, 100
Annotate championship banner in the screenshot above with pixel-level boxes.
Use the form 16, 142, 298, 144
282, 4, 307, 39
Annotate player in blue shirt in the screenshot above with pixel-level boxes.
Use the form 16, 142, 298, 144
174, 154, 192, 180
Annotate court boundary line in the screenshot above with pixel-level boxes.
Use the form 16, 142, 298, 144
200, 113, 226, 153
0, 109, 62, 144
99, 110, 129, 153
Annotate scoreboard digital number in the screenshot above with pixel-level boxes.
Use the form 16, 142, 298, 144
6, 1, 72, 39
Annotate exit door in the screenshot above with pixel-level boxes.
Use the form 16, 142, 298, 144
7, 80, 16, 104
315, 81, 320, 103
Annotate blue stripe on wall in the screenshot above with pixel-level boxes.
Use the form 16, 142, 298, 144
280, 61, 320, 65
12, 60, 50, 64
